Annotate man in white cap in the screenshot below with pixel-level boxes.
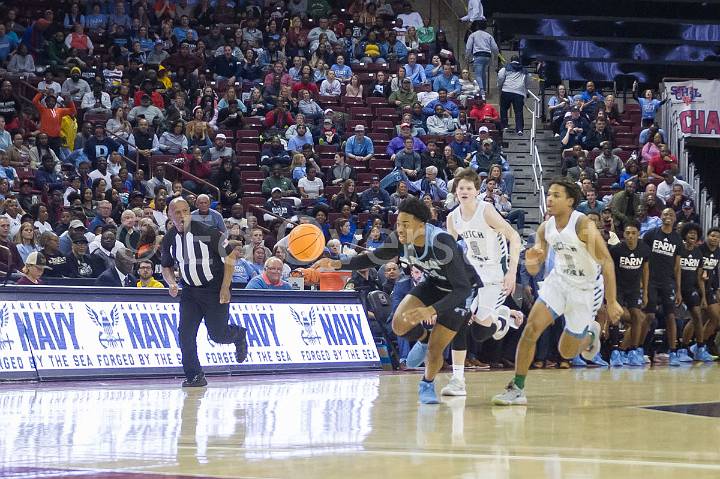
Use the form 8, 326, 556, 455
59, 219, 95, 255
344, 124, 374, 165
204, 133, 235, 169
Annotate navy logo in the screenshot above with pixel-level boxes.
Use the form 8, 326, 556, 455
291, 307, 322, 345
86, 305, 125, 349
0, 305, 14, 350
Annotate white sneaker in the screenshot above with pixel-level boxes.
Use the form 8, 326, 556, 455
441, 376, 467, 396
581, 321, 601, 361
492, 381, 527, 406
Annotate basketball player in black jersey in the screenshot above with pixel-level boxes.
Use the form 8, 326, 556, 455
677, 223, 704, 362
643, 208, 682, 366
314, 197, 480, 404
683, 227, 720, 361
609, 220, 650, 367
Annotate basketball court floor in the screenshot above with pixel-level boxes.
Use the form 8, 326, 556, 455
1, 366, 719, 479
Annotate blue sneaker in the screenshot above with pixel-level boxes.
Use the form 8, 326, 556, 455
689, 343, 698, 357
590, 353, 609, 367
695, 345, 715, 362
609, 350, 624, 367
406, 341, 428, 368
571, 355, 587, 367
668, 351, 680, 366
677, 348, 693, 362
626, 349, 645, 367
620, 350, 629, 365
637, 347, 650, 364
418, 380, 439, 404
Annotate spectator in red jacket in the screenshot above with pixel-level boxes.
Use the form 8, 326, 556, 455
264, 103, 294, 130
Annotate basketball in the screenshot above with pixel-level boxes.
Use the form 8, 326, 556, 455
287, 223, 325, 262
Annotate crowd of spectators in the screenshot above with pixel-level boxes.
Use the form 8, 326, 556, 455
545, 79, 694, 240
0, 0, 519, 295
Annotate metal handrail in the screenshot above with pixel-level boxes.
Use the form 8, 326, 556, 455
525, 89, 545, 216
660, 79, 717, 231
161, 161, 221, 201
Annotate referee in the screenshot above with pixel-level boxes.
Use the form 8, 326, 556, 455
465, 19, 499, 99
161, 197, 248, 387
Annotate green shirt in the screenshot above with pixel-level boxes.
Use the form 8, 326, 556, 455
418, 27, 435, 45
261, 176, 297, 196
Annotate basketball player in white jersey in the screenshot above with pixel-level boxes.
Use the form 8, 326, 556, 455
493, 178, 623, 405
442, 168, 523, 396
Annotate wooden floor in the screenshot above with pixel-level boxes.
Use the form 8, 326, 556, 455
1, 366, 720, 479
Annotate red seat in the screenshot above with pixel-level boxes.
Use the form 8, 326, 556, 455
366, 97, 388, 107
236, 129, 261, 142
346, 120, 367, 130
243, 117, 264, 127
357, 172, 375, 185
16, 167, 35, 180
341, 96, 364, 106
236, 156, 259, 168
240, 171, 265, 183
242, 196, 265, 212
217, 129, 234, 140
317, 145, 339, 154
235, 142, 260, 153
368, 132, 389, 142
317, 95, 340, 106
350, 107, 373, 121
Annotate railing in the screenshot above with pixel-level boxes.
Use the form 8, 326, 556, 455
161, 161, 221, 201
526, 90, 546, 216
660, 79, 717, 232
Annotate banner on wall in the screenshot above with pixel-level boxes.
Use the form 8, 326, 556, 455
0, 304, 37, 379
0, 292, 380, 380
665, 80, 720, 138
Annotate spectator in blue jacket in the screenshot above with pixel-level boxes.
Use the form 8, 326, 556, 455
423, 89, 459, 118
381, 32, 408, 63
432, 65, 461, 98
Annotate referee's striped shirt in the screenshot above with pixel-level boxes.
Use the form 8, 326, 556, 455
161, 221, 232, 288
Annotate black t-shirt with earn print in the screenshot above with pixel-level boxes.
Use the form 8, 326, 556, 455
679, 245, 703, 291
643, 226, 682, 285
700, 243, 720, 290
610, 241, 650, 293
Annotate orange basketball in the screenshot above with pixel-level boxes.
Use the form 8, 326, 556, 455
288, 223, 325, 262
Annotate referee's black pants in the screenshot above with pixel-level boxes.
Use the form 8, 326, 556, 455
179, 286, 242, 379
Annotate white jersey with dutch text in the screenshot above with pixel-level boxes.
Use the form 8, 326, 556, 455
449, 199, 507, 284
544, 210, 600, 289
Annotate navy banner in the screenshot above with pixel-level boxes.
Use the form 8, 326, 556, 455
0, 287, 381, 381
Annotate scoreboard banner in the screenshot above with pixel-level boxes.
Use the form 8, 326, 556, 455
0, 287, 381, 380
664, 80, 720, 138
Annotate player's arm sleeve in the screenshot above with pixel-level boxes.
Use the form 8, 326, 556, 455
428, 233, 473, 315
343, 233, 401, 270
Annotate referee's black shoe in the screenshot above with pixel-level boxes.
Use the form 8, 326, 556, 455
182, 373, 208, 388
235, 327, 248, 363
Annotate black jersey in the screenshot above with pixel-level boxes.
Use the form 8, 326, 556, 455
345, 223, 478, 315
679, 246, 703, 291
610, 241, 650, 293
643, 227, 682, 285
700, 244, 720, 290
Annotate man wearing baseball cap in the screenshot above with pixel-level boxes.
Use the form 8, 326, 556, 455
387, 122, 427, 158
16, 252, 52, 285
61, 66, 91, 103
345, 124, 375, 165
59, 219, 93, 256
389, 78, 418, 109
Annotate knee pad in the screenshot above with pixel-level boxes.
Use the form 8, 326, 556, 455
451, 324, 468, 351
400, 323, 426, 342
470, 322, 497, 343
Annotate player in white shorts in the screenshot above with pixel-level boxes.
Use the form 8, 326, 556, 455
492, 178, 623, 406
442, 168, 523, 396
